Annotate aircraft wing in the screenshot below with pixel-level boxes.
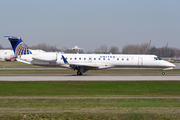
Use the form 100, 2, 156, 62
69, 63, 99, 69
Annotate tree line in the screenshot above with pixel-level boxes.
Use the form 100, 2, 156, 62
29, 43, 59, 52
1, 42, 180, 57
122, 43, 180, 57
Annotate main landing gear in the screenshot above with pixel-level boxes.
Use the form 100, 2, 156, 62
74, 66, 87, 75
77, 71, 82, 75
162, 71, 165, 75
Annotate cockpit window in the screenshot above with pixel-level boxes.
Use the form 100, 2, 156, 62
157, 57, 162, 60
154, 57, 158, 60
154, 57, 162, 60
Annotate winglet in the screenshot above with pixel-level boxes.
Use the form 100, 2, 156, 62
62, 55, 68, 64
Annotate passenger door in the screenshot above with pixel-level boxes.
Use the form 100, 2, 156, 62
138, 57, 143, 66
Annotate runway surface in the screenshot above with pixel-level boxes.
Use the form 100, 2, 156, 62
0, 75, 180, 81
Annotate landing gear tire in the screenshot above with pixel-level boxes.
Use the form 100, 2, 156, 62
77, 71, 82, 75
162, 71, 165, 75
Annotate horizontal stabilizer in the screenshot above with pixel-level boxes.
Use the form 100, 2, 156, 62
4, 36, 20, 39
16, 58, 31, 64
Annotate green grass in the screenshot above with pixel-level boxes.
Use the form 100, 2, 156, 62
0, 99, 180, 119
0, 61, 41, 68
0, 69, 73, 75
0, 61, 59, 68
0, 69, 180, 75
0, 81, 180, 119
0, 81, 180, 97
0, 113, 179, 120
1, 99, 180, 108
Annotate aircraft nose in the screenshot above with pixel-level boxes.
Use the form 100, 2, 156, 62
167, 62, 176, 68
171, 63, 176, 68
161, 60, 176, 68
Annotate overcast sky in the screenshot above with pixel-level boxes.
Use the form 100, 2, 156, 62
0, 0, 180, 51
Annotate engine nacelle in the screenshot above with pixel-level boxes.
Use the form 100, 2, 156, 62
32, 53, 57, 62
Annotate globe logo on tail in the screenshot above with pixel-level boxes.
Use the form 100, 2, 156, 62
15, 42, 32, 57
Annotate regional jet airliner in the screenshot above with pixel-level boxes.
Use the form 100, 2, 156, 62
5, 36, 176, 75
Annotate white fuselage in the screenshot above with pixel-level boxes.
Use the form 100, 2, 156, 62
0, 50, 14, 61
17, 53, 175, 70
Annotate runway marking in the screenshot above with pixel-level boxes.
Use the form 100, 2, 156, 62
0, 97, 180, 99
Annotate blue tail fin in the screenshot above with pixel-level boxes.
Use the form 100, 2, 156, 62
4, 36, 32, 57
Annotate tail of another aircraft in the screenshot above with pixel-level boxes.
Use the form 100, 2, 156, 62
4, 36, 32, 57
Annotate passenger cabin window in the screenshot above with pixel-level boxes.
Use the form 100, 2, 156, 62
117, 58, 119, 61
103, 58, 105, 60
70, 58, 72, 60
79, 58, 81, 60
99, 58, 101, 60
75, 58, 76, 60
84, 58, 86, 60
89, 58, 91, 60
122, 58, 124, 61
94, 58, 96, 60
127, 58, 129, 61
